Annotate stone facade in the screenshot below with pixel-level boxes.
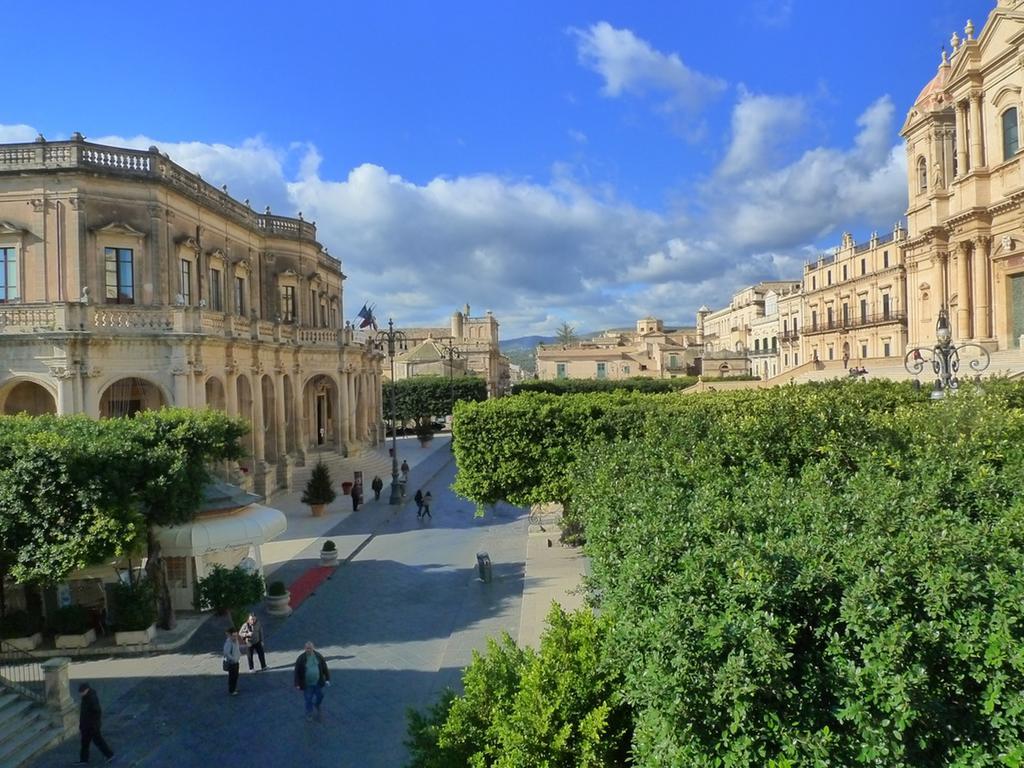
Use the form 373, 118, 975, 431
536, 317, 699, 380
0, 135, 383, 496
393, 305, 509, 396
901, 1, 1024, 354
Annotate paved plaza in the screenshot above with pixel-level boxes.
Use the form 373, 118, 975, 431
25, 436, 586, 767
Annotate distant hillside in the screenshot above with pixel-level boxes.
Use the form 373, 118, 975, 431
500, 335, 555, 351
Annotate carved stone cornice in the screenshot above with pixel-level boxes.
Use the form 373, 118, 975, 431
0, 221, 27, 235
175, 235, 201, 252
91, 221, 147, 239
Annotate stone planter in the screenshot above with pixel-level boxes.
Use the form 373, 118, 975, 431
55, 627, 96, 649
310, 503, 325, 517
320, 549, 339, 567
3, 632, 42, 652
114, 623, 157, 646
265, 591, 292, 617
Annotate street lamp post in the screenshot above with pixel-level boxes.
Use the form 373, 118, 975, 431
438, 337, 462, 429
904, 306, 990, 397
376, 318, 407, 504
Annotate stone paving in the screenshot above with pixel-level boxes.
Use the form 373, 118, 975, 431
25, 435, 569, 768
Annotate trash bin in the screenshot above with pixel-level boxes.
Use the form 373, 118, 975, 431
476, 552, 492, 583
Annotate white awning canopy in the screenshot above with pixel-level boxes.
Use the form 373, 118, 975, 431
154, 504, 287, 557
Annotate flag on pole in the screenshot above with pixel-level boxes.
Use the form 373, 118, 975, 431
356, 303, 377, 330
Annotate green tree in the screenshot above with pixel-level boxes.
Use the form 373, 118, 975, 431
301, 460, 337, 506
384, 375, 487, 431
406, 605, 630, 767
0, 409, 247, 630
555, 321, 577, 345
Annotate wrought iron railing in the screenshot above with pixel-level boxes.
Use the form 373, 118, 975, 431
0, 637, 47, 704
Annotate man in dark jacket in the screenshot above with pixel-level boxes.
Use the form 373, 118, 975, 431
76, 682, 114, 764
294, 641, 331, 721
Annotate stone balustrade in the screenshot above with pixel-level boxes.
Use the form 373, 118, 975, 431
0, 303, 349, 346
0, 138, 330, 254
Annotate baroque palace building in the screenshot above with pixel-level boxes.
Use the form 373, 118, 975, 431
695, 1, 1024, 384
0, 134, 383, 497
394, 304, 510, 397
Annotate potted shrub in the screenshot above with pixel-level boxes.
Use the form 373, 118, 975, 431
415, 420, 434, 447
0, 610, 43, 651
302, 460, 337, 516
52, 604, 97, 649
320, 539, 339, 567
196, 564, 265, 617
265, 580, 291, 617
111, 579, 158, 646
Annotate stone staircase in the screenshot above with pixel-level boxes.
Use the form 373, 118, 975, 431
285, 446, 399, 495
0, 688, 67, 768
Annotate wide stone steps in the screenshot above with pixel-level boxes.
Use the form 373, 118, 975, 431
287, 447, 399, 493
0, 689, 67, 768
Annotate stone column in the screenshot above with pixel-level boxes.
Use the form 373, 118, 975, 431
356, 373, 368, 440
333, 375, 344, 451
225, 370, 238, 416
970, 91, 985, 169
274, 370, 287, 459
41, 657, 77, 735
294, 372, 308, 453
172, 368, 190, 407
339, 370, 352, 449
956, 241, 971, 338
347, 372, 358, 444
973, 236, 992, 339
251, 370, 266, 464
956, 102, 969, 175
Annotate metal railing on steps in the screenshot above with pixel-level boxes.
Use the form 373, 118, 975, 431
0, 638, 47, 704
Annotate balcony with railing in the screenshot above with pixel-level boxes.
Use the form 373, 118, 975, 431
802, 310, 907, 336
0, 137, 333, 260
0, 302, 355, 347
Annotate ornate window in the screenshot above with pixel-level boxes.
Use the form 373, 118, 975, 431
0, 247, 18, 303
179, 258, 192, 305
210, 268, 223, 311
280, 285, 296, 323
1003, 107, 1019, 160
105, 247, 135, 304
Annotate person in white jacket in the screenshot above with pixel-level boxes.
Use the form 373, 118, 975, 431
223, 628, 241, 695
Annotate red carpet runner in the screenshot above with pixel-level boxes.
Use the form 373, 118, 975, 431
288, 566, 334, 609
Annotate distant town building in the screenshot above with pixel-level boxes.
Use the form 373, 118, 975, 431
391, 305, 510, 396
536, 317, 699, 380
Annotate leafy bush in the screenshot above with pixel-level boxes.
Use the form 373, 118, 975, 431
321, 540, 336, 552
301, 461, 336, 506
111, 578, 156, 631
0, 609, 40, 638
195, 565, 264, 615
267, 580, 287, 597
406, 605, 630, 766
50, 604, 92, 635
577, 388, 1024, 765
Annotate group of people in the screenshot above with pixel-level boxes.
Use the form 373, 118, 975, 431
413, 488, 433, 519
221, 622, 332, 721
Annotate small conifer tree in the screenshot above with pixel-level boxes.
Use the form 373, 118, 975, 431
301, 460, 337, 506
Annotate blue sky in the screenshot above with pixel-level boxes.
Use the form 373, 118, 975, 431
3, 0, 994, 337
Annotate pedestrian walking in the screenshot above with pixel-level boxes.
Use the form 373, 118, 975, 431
76, 682, 114, 764
294, 641, 331, 722
400, 460, 410, 483
422, 491, 433, 519
371, 475, 383, 500
223, 628, 241, 695
414, 488, 424, 517
238, 613, 267, 671
351, 482, 362, 511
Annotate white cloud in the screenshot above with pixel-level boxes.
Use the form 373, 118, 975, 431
0, 106, 908, 337
708, 95, 907, 251
719, 89, 807, 177
0, 124, 39, 143
572, 22, 726, 111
